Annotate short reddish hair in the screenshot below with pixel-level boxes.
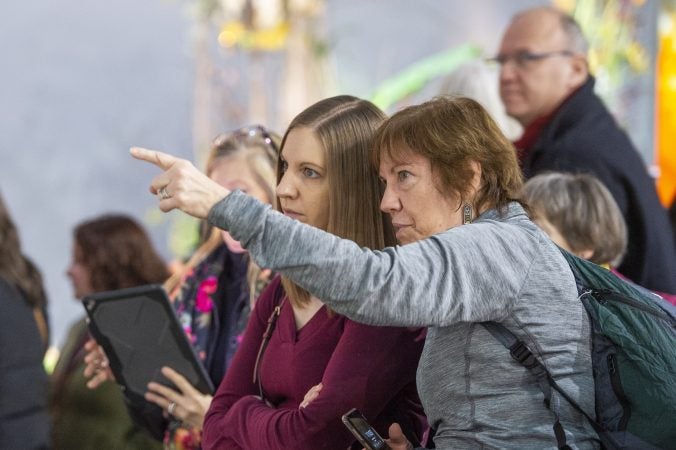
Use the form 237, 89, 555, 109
372, 96, 523, 214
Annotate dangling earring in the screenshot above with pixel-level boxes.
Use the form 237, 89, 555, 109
463, 203, 473, 225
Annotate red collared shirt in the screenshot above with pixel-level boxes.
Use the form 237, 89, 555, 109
513, 85, 584, 166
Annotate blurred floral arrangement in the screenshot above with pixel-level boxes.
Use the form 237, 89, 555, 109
193, 0, 324, 52
187, 0, 330, 137
553, 0, 674, 198
556, 0, 673, 205
553, 0, 650, 106
190, 0, 325, 51
156, 0, 670, 261
156, 0, 330, 262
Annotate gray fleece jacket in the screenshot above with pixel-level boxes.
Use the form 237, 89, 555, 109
208, 191, 599, 449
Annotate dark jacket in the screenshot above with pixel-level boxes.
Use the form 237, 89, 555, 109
522, 77, 676, 294
0, 277, 50, 450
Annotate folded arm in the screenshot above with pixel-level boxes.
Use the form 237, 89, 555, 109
212, 319, 423, 449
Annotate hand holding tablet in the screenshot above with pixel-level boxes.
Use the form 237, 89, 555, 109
83, 284, 214, 413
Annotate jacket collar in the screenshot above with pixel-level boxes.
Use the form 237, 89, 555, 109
536, 76, 595, 144
520, 76, 596, 171
476, 201, 528, 223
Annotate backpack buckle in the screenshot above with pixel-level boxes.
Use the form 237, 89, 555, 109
509, 341, 534, 365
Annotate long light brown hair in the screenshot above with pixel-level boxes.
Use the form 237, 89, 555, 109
164, 126, 279, 304
277, 95, 395, 306
372, 96, 523, 216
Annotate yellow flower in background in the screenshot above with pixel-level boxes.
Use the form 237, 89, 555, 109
554, 0, 649, 76
218, 21, 246, 48
248, 21, 290, 51
625, 41, 649, 72
211, 0, 322, 51
218, 20, 289, 50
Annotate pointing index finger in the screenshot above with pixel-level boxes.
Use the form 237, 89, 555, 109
130, 147, 178, 171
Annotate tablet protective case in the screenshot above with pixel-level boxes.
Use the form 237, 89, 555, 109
83, 284, 214, 407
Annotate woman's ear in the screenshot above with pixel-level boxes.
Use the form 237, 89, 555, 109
469, 160, 483, 196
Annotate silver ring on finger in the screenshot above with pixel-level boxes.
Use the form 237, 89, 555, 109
158, 187, 170, 200
167, 401, 177, 416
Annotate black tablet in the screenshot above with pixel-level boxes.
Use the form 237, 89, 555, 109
83, 284, 214, 407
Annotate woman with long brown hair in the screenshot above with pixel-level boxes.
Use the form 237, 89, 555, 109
51, 214, 169, 449
0, 192, 50, 450
200, 96, 426, 450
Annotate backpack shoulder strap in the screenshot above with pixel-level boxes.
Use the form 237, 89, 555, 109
481, 322, 604, 449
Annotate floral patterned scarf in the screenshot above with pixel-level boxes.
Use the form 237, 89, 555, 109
166, 244, 271, 450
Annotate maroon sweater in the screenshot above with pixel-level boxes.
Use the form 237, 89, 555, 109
202, 277, 426, 449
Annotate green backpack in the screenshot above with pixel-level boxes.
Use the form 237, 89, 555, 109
482, 250, 676, 450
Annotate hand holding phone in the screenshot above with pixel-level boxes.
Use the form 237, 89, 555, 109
342, 408, 392, 450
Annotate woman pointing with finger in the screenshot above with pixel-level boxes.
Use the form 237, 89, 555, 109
132, 96, 597, 449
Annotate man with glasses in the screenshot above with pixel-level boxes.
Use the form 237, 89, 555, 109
493, 6, 676, 295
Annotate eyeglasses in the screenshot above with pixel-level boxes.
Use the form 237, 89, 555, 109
213, 124, 279, 160
487, 50, 575, 69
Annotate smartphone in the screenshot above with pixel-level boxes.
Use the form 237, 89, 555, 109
341, 408, 391, 450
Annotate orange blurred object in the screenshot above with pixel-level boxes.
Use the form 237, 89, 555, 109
656, 14, 676, 208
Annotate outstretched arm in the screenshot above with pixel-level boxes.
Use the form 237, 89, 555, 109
207, 191, 535, 328
132, 149, 536, 328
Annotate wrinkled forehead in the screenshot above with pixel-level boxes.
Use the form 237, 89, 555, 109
376, 140, 430, 176
376, 138, 411, 165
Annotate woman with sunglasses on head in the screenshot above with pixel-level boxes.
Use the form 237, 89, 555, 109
85, 126, 279, 450
197, 96, 426, 450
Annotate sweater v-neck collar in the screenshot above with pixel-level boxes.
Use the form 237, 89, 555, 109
279, 300, 329, 343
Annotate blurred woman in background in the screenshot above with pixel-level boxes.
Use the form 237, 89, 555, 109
523, 171, 676, 306
51, 214, 169, 449
522, 172, 627, 267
